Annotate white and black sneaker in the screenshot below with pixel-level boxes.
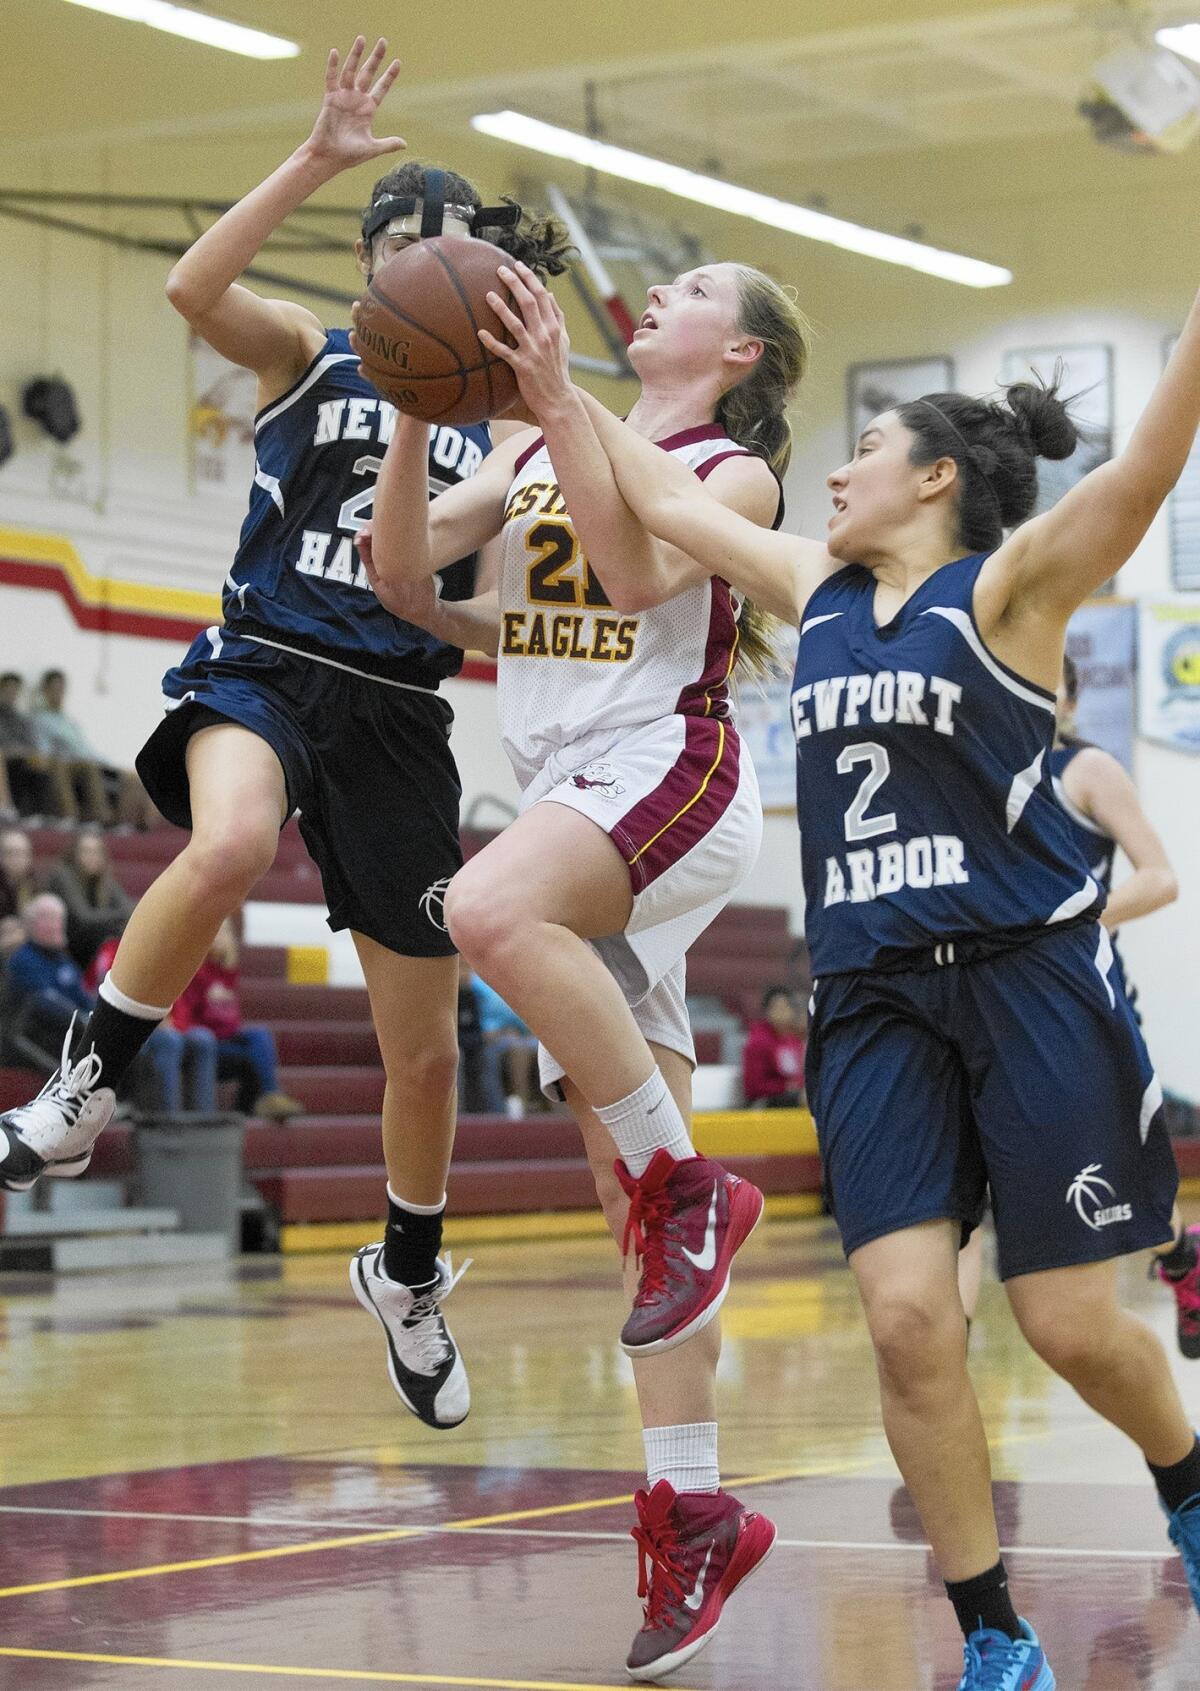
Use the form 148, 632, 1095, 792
0, 1024, 115, 1193
351, 1245, 471, 1430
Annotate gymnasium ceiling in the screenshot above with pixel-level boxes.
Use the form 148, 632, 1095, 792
2, 0, 1196, 308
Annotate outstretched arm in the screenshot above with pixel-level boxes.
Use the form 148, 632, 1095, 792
1064, 748, 1178, 930
999, 283, 1200, 618
577, 391, 837, 627
479, 264, 777, 611
165, 36, 405, 393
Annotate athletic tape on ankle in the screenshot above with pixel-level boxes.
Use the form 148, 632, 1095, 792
99, 973, 171, 1021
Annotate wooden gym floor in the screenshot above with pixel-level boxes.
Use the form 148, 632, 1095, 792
0, 1208, 1197, 1690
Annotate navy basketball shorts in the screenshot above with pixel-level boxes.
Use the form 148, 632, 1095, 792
805, 922, 1178, 1280
137, 630, 461, 958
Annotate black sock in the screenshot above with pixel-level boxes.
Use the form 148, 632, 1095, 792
1149, 1435, 1200, 1516
1156, 1227, 1198, 1281
383, 1193, 445, 1288
945, 1559, 1021, 1642
71, 990, 164, 1087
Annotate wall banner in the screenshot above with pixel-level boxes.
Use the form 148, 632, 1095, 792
739, 626, 800, 813
1138, 599, 1200, 753
1066, 600, 1136, 768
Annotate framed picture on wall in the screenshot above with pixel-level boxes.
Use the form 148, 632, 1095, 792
1000, 344, 1113, 515
846, 356, 955, 454
1165, 332, 1200, 589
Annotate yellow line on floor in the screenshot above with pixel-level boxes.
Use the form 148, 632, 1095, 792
0, 1650, 695, 1691
0, 1529, 421, 1600
0, 1449, 888, 1600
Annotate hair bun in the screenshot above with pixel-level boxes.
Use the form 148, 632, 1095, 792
1003, 380, 1078, 463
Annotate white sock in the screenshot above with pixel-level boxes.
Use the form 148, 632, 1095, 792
596, 1069, 695, 1177
386, 1186, 447, 1216
99, 973, 171, 1019
643, 1422, 719, 1495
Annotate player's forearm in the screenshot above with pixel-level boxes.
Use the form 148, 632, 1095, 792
372, 416, 438, 583
1120, 283, 1200, 500
1101, 867, 1179, 930
165, 146, 338, 317
536, 390, 668, 612
576, 390, 703, 546
435, 591, 501, 658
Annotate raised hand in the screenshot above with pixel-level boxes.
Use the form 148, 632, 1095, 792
478, 262, 573, 419
302, 36, 405, 174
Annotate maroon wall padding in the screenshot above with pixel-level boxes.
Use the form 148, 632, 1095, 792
238, 983, 372, 1021
270, 1023, 382, 1065
241, 1114, 582, 1172
251, 1151, 820, 1224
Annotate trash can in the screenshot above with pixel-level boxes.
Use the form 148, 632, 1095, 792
135, 1113, 246, 1255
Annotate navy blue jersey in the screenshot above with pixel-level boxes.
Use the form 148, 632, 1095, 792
224, 329, 491, 686
1049, 744, 1116, 890
792, 552, 1103, 975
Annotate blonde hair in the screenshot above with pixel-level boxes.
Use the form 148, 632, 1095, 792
715, 265, 812, 681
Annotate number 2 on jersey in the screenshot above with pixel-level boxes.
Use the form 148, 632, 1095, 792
525, 520, 611, 608
837, 742, 896, 842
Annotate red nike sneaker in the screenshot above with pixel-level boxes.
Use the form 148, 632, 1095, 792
626, 1480, 776, 1681
617, 1149, 764, 1356
1154, 1225, 1200, 1360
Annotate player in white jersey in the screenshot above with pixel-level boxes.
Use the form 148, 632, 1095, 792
359, 258, 809, 1679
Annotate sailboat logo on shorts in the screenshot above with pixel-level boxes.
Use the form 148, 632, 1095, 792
419, 876, 452, 933
1067, 1163, 1133, 1232
569, 761, 626, 799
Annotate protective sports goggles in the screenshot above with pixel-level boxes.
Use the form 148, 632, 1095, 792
361, 166, 521, 246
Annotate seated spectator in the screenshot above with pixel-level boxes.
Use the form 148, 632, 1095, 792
173, 918, 302, 1120
456, 966, 493, 1114
31, 670, 155, 828
8, 901, 212, 1109
742, 985, 807, 1109
0, 672, 61, 820
7, 893, 94, 1056
471, 973, 543, 1118
47, 825, 134, 971
0, 826, 37, 924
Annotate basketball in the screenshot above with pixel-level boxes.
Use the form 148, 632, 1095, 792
354, 235, 520, 425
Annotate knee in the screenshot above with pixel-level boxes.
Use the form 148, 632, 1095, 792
444, 874, 520, 972
865, 1294, 964, 1395
1015, 1303, 1110, 1379
184, 824, 276, 905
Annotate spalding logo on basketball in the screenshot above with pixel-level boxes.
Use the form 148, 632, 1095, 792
355, 236, 520, 427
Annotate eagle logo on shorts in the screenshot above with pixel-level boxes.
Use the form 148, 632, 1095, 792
570, 761, 626, 799
419, 876, 452, 932
1067, 1163, 1132, 1232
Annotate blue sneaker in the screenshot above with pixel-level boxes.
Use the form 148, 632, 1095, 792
958, 1620, 1055, 1690
1165, 1489, 1200, 1614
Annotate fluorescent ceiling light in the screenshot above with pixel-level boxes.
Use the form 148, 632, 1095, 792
471, 110, 1011, 289
1157, 22, 1200, 66
61, 0, 299, 59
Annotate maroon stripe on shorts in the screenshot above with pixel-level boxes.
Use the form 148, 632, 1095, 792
613, 717, 741, 893
676, 577, 738, 718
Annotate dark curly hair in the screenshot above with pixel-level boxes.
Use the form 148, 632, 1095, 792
897, 377, 1079, 552
363, 161, 574, 279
